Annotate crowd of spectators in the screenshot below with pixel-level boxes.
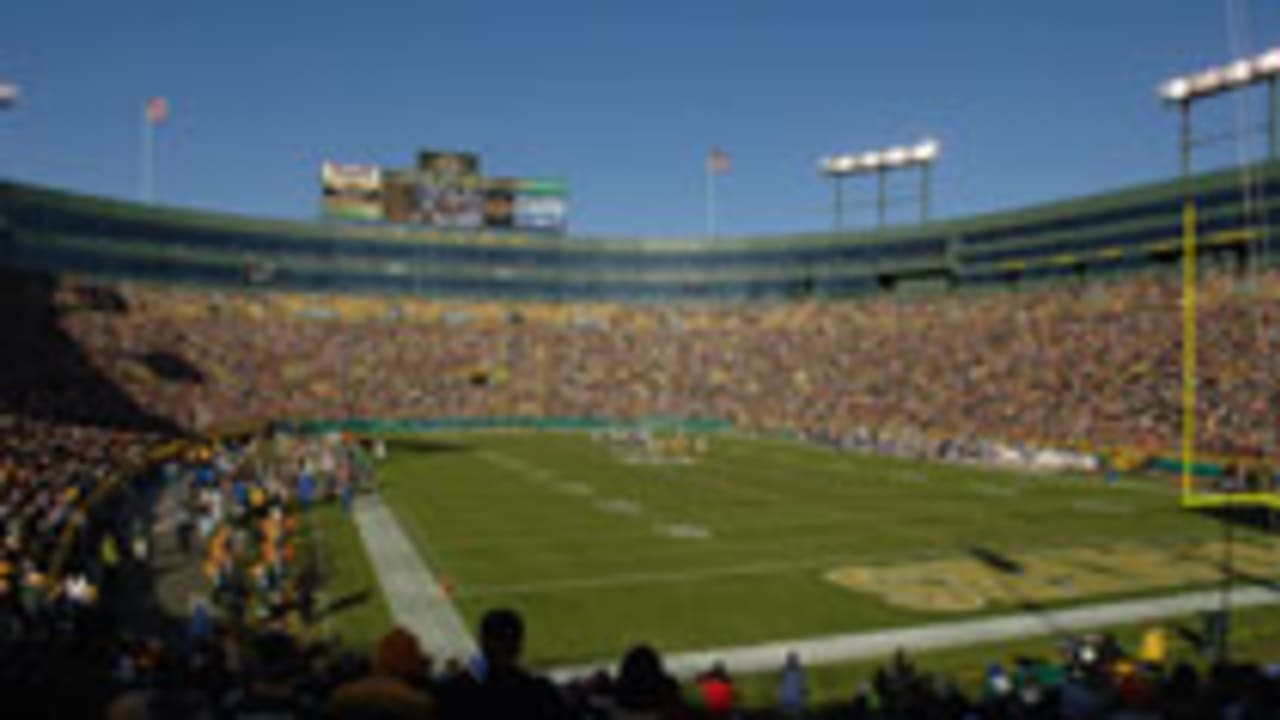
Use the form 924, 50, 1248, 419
51, 265, 1280, 460
0, 413, 164, 715
188, 432, 369, 632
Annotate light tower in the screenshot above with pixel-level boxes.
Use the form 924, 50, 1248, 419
1159, 46, 1280, 175
818, 137, 940, 231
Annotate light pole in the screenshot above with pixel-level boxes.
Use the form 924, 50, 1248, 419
142, 97, 169, 203
818, 137, 940, 231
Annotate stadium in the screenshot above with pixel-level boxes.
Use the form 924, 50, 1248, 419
7, 6, 1280, 719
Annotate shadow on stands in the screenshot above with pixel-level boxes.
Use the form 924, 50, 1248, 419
0, 270, 195, 716
137, 350, 206, 384
0, 270, 184, 434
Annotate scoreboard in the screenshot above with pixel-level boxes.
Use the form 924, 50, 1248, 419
322, 149, 568, 232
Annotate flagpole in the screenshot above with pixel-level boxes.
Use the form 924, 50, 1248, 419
141, 105, 153, 203
705, 159, 716, 241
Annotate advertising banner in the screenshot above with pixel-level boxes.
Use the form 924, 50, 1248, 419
321, 161, 383, 221
513, 178, 569, 230
483, 178, 518, 228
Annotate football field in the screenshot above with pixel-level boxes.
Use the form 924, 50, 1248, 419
336, 431, 1279, 667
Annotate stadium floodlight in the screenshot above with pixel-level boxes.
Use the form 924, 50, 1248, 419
0, 82, 19, 108
1159, 46, 1280, 174
819, 155, 858, 175
1224, 59, 1254, 86
819, 136, 941, 229
1160, 77, 1194, 103
912, 138, 941, 163
1160, 46, 1280, 104
1189, 68, 1226, 97
882, 146, 911, 168
1256, 48, 1280, 75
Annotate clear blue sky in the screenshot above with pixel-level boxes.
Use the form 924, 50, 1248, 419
2, 1, 1277, 237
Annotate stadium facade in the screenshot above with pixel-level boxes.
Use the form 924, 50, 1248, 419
3, 161, 1278, 300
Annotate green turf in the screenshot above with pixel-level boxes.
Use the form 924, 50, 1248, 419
328, 431, 1274, 667
306, 501, 394, 650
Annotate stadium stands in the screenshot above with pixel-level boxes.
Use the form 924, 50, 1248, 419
12, 264, 1273, 457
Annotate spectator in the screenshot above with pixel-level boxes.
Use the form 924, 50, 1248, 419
778, 651, 807, 718
326, 626, 436, 719
695, 662, 735, 717
222, 631, 305, 719
608, 644, 693, 719
438, 608, 568, 720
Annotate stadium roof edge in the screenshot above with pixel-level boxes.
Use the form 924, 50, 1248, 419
3, 159, 1279, 254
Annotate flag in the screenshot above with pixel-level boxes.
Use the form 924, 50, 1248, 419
146, 96, 169, 125
707, 147, 731, 174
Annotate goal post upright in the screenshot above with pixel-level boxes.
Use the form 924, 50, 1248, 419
1159, 48, 1280, 509
1181, 199, 1198, 507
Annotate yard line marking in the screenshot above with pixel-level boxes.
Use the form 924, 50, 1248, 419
654, 523, 713, 540
596, 498, 644, 516
890, 471, 931, 484
968, 482, 1020, 497
1071, 499, 1134, 515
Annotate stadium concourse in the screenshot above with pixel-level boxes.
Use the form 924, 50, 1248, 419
3, 166, 1280, 717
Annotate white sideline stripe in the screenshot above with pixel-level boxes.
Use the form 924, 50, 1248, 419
353, 494, 477, 662
547, 585, 1280, 682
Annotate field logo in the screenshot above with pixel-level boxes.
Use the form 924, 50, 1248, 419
825, 541, 1280, 612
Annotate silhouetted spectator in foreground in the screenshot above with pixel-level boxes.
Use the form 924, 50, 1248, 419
326, 626, 436, 719
610, 644, 694, 719
222, 631, 304, 719
437, 608, 568, 720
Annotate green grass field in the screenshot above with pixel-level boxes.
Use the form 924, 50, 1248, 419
308, 431, 1280, 670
